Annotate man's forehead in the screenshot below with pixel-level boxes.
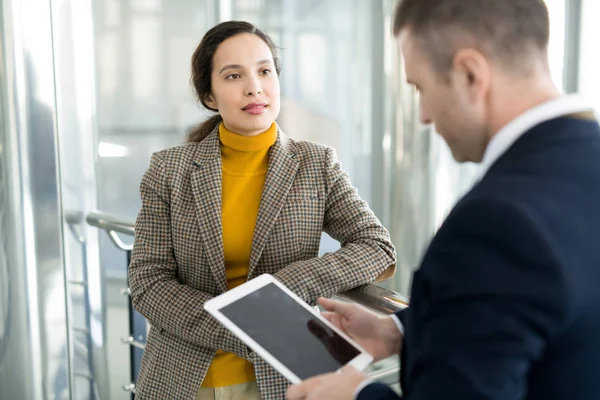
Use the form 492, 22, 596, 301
396, 30, 418, 78
397, 29, 419, 59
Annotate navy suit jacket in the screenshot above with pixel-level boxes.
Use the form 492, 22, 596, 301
359, 114, 600, 400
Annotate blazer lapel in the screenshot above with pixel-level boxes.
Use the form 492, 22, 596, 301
249, 130, 299, 275
190, 128, 227, 293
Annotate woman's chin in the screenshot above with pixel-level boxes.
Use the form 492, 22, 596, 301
240, 120, 274, 135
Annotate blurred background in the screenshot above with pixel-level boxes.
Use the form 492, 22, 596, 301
0, 0, 597, 399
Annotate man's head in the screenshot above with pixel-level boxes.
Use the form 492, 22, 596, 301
393, 0, 558, 162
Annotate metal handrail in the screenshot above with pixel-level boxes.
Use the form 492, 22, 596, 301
86, 211, 135, 251
121, 336, 146, 350
86, 211, 135, 235
336, 284, 408, 314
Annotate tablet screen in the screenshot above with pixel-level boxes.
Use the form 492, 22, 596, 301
220, 282, 361, 380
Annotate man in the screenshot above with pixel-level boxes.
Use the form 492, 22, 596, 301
287, 0, 600, 399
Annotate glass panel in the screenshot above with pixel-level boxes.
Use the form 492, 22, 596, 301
545, 0, 566, 90
91, 0, 215, 276
90, 1, 216, 398
1, 1, 72, 398
51, 0, 105, 396
579, 0, 600, 110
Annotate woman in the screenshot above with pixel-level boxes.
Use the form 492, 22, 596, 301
129, 21, 396, 400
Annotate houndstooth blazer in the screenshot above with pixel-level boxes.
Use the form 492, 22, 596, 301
129, 124, 396, 399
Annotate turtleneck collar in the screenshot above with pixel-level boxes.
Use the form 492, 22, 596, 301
219, 122, 277, 152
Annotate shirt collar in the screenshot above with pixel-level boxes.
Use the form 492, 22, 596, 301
478, 94, 593, 179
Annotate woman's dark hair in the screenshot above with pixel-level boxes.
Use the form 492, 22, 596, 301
186, 21, 282, 142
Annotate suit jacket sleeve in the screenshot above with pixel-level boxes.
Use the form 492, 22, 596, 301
396, 308, 406, 326
274, 147, 396, 304
357, 382, 402, 400
402, 196, 570, 400
129, 152, 248, 359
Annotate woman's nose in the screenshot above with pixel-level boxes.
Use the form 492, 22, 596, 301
245, 76, 262, 96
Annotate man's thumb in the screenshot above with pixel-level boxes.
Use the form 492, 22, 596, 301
318, 297, 350, 315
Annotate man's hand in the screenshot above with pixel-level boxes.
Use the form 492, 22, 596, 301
319, 298, 403, 362
286, 365, 368, 400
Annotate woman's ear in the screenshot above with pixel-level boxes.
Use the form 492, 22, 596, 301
204, 93, 217, 110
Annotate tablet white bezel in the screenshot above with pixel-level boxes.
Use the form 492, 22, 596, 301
204, 274, 373, 383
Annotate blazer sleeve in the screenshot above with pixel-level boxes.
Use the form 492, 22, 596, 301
274, 147, 396, 304
129, 152, 248, 359
402, 197, 570, 400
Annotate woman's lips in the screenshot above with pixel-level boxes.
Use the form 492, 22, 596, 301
242, 103, 268, 115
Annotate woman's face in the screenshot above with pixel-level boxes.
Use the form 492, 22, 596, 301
205, 33, 281, 136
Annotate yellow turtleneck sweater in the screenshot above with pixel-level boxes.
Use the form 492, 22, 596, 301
201, 122, 277, 388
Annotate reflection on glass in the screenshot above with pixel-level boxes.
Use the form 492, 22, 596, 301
306, 319, 360, 366
98, 142, 130, 158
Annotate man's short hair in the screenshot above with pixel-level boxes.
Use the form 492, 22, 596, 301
393, 0, 550, 75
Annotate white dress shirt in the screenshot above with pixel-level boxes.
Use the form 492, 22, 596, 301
354, 94, 594, 400
478, 93, 593, 179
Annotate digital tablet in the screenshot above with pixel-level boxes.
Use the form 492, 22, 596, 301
204, 274, 373, 383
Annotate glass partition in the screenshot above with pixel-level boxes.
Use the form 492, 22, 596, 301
579, 0, 600, 110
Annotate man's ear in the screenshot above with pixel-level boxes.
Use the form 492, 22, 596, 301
452, 48, 490, 103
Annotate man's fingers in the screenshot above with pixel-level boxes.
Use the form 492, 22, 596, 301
286, 382, 307, 400
286, 376, 324, 400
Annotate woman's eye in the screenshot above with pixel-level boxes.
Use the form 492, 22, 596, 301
226, 73, 241, 80
261, 69, 272, 76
